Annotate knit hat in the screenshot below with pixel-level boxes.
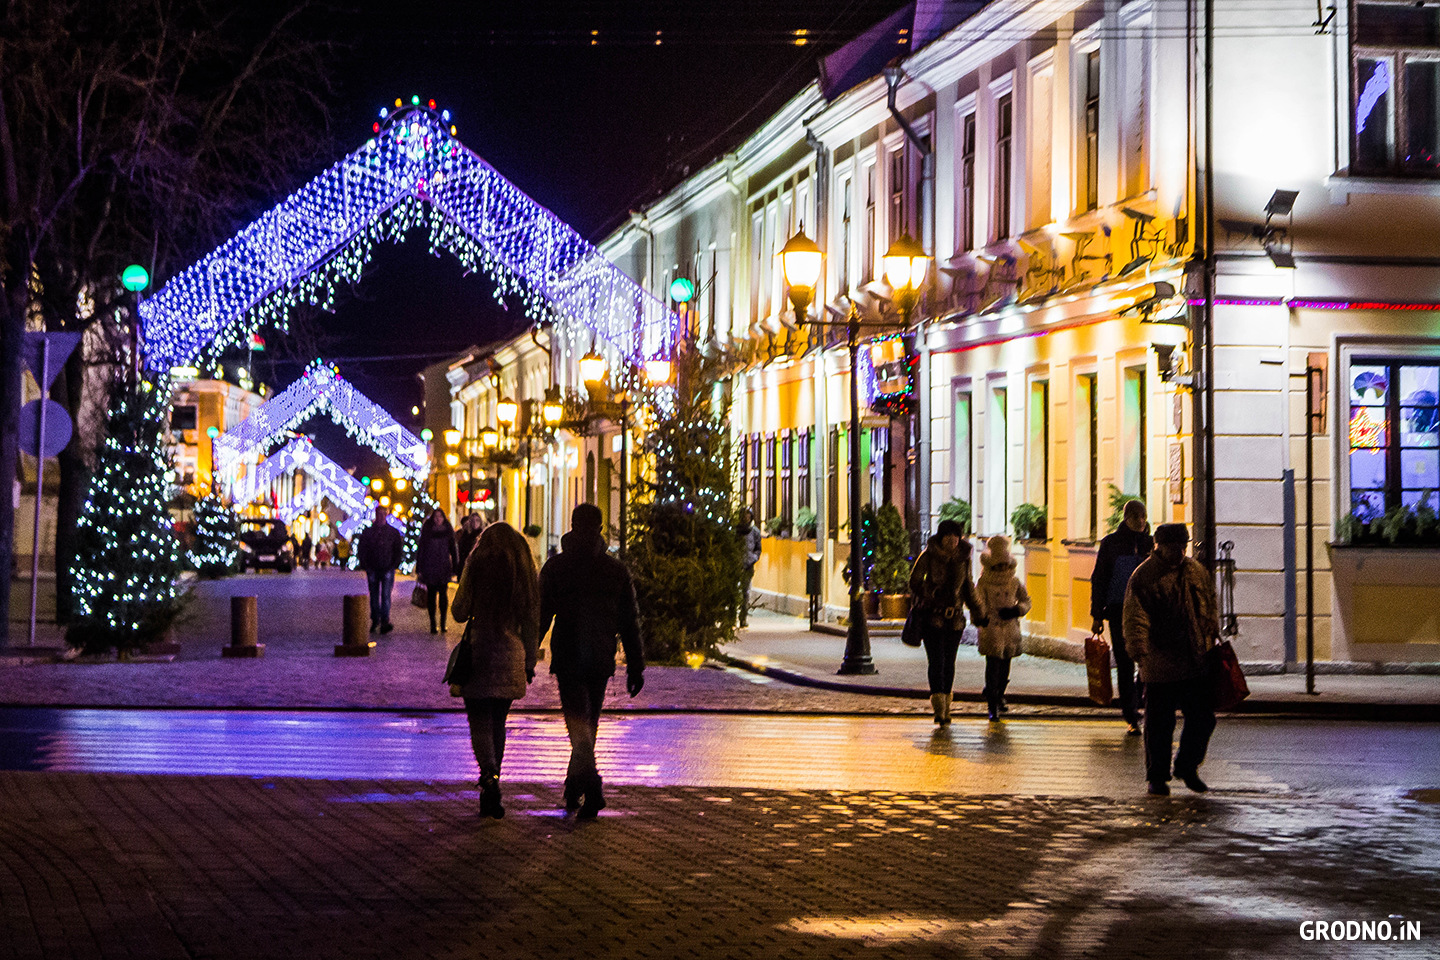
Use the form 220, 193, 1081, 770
1154, 522, 1190, 546
982, 535, 1013, 567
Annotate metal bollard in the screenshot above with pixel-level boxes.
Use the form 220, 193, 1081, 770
222, 595, 264, 658
335, 594, 373, 656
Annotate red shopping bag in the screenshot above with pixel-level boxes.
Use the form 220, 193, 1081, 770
1209, 639, 1250, 711
1085, 633, 1114, 706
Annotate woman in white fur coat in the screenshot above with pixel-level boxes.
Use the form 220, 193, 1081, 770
975, 536, 1031, 721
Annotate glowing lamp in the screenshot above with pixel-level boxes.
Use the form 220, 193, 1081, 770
779, 231, 823, 294
669, 277, 695, 304
380, 495, 391, 506
360, 476, 370, 486
444, 453, 459, 467
121, 264, 150, 292
420, 428, 433, 441
543, 396, 563, 425
579, 350, 607, 385
394, 478, 408, 491
882, 234, 930, 293
370, 478, 384, 492
480, 426, 499, 449
496, 397, 518, 426
644, 358, 673, 384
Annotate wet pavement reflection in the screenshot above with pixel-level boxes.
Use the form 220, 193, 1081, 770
1, 706, 1435, 796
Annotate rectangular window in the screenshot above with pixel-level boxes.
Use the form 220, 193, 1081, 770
750, 212, 764, 321
1353, 3, 1440, 175
954, 388, 973, 502
917, 133, 934, 253
750, 435, 762, 511
765, 204, 779, 318
738, 435, 749, 509
797, 429, 812, 509
828, 427, 841, 538
960, 113, 977, 251
1122, 366, 1147, 499
988, 384, 1009, 533
765, 435, 777, 521
170, 404, 198, 433
1121, 26, 1151, 197
780, 433, 793, 525
839, 176, 853, 294
1083, 50, 1101, 211
889, 148, 906, 246
1029, 380, 1050, 507
869, 426, 889, 507
1077, 373, 1099, 541
1348, 359, 1440, 518
994, 93, 1014, 241
863, 164, 877, 281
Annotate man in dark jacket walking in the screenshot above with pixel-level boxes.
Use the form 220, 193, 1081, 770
356, 504, 404, 634
1122, 522, 1220, 796
539, 503, 644, 819
1090, 499, 1154, 734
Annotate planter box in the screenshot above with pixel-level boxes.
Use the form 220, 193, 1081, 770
879, 593, 909, 620
1327, 544, 1440, 656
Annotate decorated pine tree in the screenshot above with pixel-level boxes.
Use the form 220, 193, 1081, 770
68, 376, 186, 653
402, 488, 439, 574
191, 493, 238, 578
626, 346, 744, 662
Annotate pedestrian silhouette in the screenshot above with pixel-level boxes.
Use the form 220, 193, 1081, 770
450, 521, 540, 818
355, 503, 403, 633
539, 503, 644, 819
417, 508, 460, 633
909, 519, 986, 725
1091, 499, 1154, 735
975, 536, 1031, 721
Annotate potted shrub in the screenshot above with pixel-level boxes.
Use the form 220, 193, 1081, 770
938, 496, 971, 535
765, 514, 792, 539
794, 506, 817, 540
872, 502, 912, 619
1010, 502, 1047, 541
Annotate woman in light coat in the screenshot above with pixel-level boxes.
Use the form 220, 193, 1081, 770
975, 536, 1031, 721
451, 521, 540, 818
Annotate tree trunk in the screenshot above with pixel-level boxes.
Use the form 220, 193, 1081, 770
0, 258, 27, 649
53, 350, 90, 625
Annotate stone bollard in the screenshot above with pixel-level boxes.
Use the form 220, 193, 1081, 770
335, 594, 373, 656
222, 596, 264, 658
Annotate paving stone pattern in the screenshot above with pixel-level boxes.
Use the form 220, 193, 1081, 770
1, 772, 1435, 960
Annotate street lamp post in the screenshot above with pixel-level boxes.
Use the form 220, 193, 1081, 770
781, 229, 929, 676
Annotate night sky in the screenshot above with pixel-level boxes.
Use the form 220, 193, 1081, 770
242, 0, 901, 472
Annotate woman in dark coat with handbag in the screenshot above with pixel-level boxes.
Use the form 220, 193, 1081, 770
451, 521, 540, 818
908, 519, 986, 725
417, 509, 460, 634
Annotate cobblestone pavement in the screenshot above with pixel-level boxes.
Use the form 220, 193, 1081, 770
0, 571, 1096, 717
1, 770, 1435, 960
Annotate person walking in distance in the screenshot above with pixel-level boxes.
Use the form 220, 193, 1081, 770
1091, 499, 1154, 735
539, 503, 644, 819
450, 522, 540, 819
908, 519, 986, 725
456, 512, 485, 567
737, 508, 762, 627
356, 504, 403, 634
974, 536, 1031, 722
1122, 523, 1220, 796
417, 508, 460, 634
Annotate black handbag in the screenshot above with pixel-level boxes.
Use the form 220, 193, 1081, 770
901, 606, 923, 647
442, 635, 473, 688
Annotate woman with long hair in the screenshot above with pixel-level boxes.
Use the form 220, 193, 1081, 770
450, 521, 540, 818
417, 508, 460, 633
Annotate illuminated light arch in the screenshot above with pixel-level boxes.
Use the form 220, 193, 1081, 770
139, 105, 678, 372
216, 361, 428, 484
233, 437, 400, 539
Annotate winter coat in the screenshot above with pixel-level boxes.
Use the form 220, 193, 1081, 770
908, 536, 985, 633
456, 522, 483, 568
739, 524, 762, 567
355, 520, 403, 574
539, 529, 644, 680
416, 517, 460, 587
1090, 524, 1154, 620
450, 552, 539, 701
1122, 554, 1220, 683
975, 550, 1031, 659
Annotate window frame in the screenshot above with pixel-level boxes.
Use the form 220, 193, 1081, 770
958, 104, 978, 253
993, 86, 1015, 242
1350, 0, 1440, 177
1345, 354, 1440, 517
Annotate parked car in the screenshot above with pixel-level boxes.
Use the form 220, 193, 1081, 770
237, 519, 295, 573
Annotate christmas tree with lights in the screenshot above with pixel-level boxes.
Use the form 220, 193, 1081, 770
68, 375, 187, 654
191, 493, 238, 578
626, 346, 744, 662
402, 488, 439, 574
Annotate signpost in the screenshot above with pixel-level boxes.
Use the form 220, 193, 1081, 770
19, 332, 82, 646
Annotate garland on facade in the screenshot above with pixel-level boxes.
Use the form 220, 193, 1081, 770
865, 333, 919, 419
68, 376, 186, 653
191, 493, 238, 578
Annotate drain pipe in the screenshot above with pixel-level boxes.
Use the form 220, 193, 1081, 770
882, 61, 936, 541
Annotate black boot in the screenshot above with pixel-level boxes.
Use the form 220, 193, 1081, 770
479, 774, 504, 819
577, 775, 605, 820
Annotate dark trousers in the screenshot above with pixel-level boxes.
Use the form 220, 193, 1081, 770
365, 569, 394, 626
425, 580, 450, 630
557, 674, 611, 798
921, 626, 963, 694
1106, 614, 1144, 724
740, 564, 755, 625
463, 697, 512, 778
983, 656, 1012, 709
1143, 677, 1217, 784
